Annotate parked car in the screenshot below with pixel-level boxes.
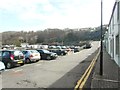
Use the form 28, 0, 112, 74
49, 49, 67, 56
84, 43, 92, 49
0, 50, 25, 69
22, 50, 41, 63
0, 61, 5, 72
37, 49, 58, 60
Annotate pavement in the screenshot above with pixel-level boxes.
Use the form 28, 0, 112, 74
91, 48, 120, 89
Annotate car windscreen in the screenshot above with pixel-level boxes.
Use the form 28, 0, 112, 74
42, 50, 50, 53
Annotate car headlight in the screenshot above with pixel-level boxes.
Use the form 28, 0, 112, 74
50, 54, 54, 56
65, 51, 67, 53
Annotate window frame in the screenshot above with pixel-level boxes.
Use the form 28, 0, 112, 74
117, 2, 119, 21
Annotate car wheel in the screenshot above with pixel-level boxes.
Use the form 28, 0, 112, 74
46, 56, 51, 60
21, 63, 24, 66
6, 62, 12, 69
36, 60, 39, 62
61, 53, 64, 56
26, 58, 31, 63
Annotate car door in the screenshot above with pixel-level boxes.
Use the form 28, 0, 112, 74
42, 50, 49, 59
38, 50, 45, 59
2, 51, 11, 65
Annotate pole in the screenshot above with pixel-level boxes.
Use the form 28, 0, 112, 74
100, 0, 103, 75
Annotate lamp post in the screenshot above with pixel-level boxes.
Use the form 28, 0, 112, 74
100, 0, 103, 76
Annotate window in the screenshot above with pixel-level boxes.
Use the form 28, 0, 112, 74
37, 50, 43, 53
43, 50, 50, 53
0, 51, 2, 57
116, 35, 119, 55
117, 2, 119, 21
109, 25, 111, 34
110, 39, 114, 57
22, 51, 27, 54
0, 51, 2, 61
2, 52, 10, 57
112, 16, 114, 30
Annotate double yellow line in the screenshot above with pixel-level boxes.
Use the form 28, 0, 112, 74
74, 49, 100, 90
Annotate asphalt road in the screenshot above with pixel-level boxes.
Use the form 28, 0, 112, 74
1, 41, 100, 89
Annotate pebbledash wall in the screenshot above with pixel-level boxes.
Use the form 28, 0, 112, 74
104, 0, 120, 66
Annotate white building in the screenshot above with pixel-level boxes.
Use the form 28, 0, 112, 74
104, 0, 120, 66
21, 43, 29, 48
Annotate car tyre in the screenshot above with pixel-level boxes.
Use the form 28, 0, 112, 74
36, 60, 39, 62
26, 58, 31, 63
61, 53, 64, 56
21, 63, 24, 66
6, 62, 12, 69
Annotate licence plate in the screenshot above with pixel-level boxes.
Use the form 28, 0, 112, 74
18, 61, 23, 64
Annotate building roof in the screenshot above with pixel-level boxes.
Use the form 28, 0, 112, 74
108, 1, 117, 26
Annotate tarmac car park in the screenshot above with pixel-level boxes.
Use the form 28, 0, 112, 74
0, 44, 90, 70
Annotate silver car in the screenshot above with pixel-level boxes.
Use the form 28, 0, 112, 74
22, 50, 41, 63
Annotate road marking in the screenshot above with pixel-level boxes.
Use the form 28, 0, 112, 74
22, 63, 34, 68
4, 70, 9, 72
50, 60, 56, 62
74, 49, 100, 90
14, 69, 23, 73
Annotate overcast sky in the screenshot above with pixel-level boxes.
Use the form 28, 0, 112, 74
0, 0, 115, 32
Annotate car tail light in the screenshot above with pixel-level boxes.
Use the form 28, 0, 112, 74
30, 54, 33, 57
21, 55, 24, 58
10, 54, 14, 60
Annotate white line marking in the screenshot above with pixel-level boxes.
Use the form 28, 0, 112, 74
14, 69, 23, 72
4, 70, 9, 72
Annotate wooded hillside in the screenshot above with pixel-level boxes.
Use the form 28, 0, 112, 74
1, 26, 107, 46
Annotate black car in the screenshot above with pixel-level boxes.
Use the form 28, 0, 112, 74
0, 50, 25, 69
37, 49, 58, 60
73, 48, 80, 53
84, 43, 92, 49
49, 49, 67, 56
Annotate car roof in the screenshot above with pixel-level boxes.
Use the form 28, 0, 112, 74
22, 49, 37, 51
0, 49, 20, 52
37, 49, 44, 51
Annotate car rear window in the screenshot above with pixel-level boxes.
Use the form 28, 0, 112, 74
11, 51, 24, 60
43, 50, 50, 53
30, 50, 38, 53
13, 51, 23, 56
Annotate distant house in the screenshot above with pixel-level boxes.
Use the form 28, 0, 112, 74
21, 43, 29, 48
104, 0, 120, 66
29, 44, 48, 49
30, 45, 39, 49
